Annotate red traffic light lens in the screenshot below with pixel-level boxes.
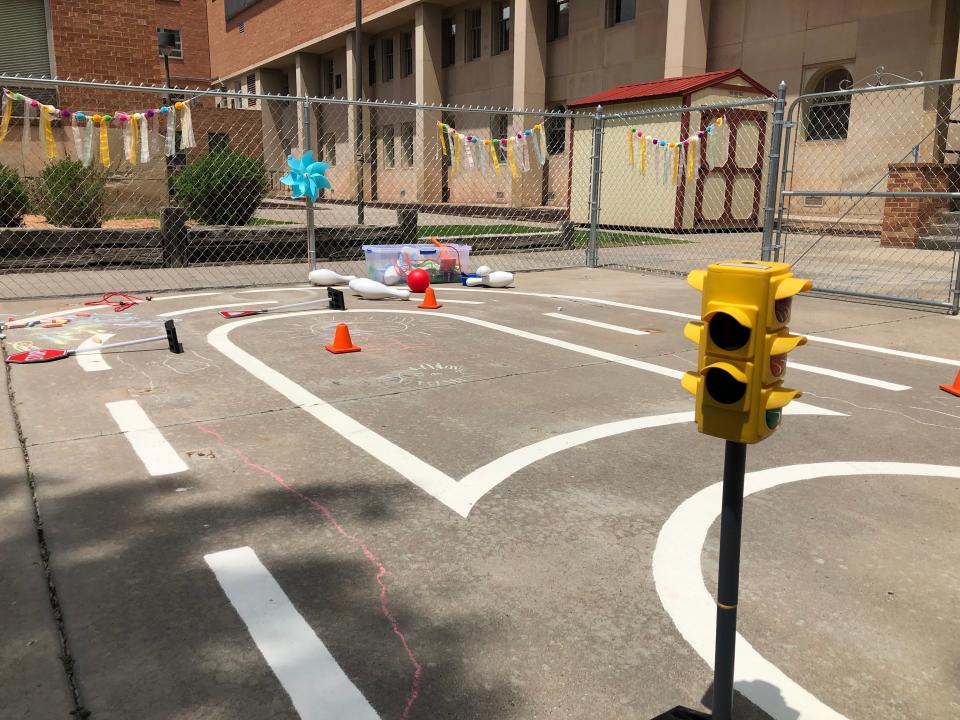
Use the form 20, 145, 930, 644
704, 367, 747, 404
708, 312, 750, 351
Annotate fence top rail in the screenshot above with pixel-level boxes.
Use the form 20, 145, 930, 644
0, 73, 585, 119
785, 75, 960, 121
605, 94, 776, 122
783, 190, 960, 198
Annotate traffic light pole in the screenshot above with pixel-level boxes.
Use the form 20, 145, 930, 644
712, 440, 747, 720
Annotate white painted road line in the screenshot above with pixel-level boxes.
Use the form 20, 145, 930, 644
205, 547, 380, 720
208, 309, 841, 517
789, 362, 911, 391
447, 288, 960, 366
105, 400, 188, 476
239, 286, 325, 294
152, 292, 222, 302
158, 301, 277, 318
76, 333, 115, 372
434, 298, 484, 304
654, 461, 960, 720
544, 312, 650, 335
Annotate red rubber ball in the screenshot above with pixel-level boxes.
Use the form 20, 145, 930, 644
406, 268, 431, 293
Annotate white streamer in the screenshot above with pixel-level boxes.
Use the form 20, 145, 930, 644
82, 118, 95, 167
150, 112, 161, 153
70, 122, 83, 160
515, 136, 529, 172
164, 108, 176, 157
138, 114, 150, 163
179, 103, 196, 150
122, 119, 134, 163
21, 100, 33, 157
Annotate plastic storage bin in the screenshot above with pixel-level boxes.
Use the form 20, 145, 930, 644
363, 243, 471, 284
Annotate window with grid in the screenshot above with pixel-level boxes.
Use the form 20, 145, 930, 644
606, 0, 634, 26
547, 0, 568, 41
382, 38, 394, 82
442, 18, 456, 68
401, 123, 414, 166
804, 68, 852, 141
368, 43, 377, 86
383, 126, 396, 168
157, 28, 183, 58
323, 59, 334, 96
246, 73, 257, 106
493, 2, 510, 54
545, 114, 566, 155
491, 114, 508, 161
465, 9, 482, 61
400, 32, 413, 77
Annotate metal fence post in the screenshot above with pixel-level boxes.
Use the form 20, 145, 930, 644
587, 104, 604, 268
951, 250, 960, 316
302, 99, 317, 271
761, 81, 787, 262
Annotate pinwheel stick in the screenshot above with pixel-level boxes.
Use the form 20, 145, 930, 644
280, 149, 333, 271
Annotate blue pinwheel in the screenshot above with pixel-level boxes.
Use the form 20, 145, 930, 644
280, 150, 332, 203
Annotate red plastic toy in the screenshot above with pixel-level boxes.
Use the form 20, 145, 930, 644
406, 268, 430, 293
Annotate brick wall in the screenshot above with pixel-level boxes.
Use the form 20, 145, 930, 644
187, 100, 265, 159
205, 0, 399, 80
155, 0, 212, 87
880, 163, 960, 248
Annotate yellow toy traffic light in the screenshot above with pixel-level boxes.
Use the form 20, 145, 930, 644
681, 260, 812, 444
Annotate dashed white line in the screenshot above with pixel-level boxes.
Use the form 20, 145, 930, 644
158, 301, 277, 318
205, 547, 379, 720
544, 312, 650, 335
105, 400, 187, 476
788, 362, 911, 391
76, 333, 115, 372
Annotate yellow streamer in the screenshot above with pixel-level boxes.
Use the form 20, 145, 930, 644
506, 138, 518, 179
627, 130, 635, 166
130, 114, 139, 166
640, 139, 647, 176
41, 106, 56, 159
671, 145, 679, 186
437, 122, 447, 156
486, 140, 501, 177
687, 140, 695, 180
0, 92, 12, 144
99, 117, 110, 167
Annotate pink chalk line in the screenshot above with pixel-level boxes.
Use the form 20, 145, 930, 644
198, 424, 423, 719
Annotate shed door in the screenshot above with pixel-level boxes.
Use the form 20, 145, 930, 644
694, 109, 767, 229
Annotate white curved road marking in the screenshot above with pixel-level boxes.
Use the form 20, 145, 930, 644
158, 301, 277, 318
445, 288, 960, 367
206, 547, 379, 720
207, 309, 842, 517
653, 461, 960, 720
544, 312, 651, 335
105, 400, 188, 476
76, 333, 115, 372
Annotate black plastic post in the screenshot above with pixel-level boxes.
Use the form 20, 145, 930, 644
164, 319, 184, 354
712, 440, 747, 720
328, 287, 346, 311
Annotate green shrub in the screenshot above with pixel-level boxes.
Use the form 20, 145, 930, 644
172, 149, 268, 226
0, 164, 29, 227
32, 160, 106, 228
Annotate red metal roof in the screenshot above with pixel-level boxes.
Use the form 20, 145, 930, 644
567, 69, 772, 109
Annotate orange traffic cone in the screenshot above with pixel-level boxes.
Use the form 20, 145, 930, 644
418, 287, 442, 309
940, 369, 960, 397
325, 323, 361, 354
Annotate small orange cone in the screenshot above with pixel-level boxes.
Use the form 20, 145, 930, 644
325, 323, 361, 354
418, 287, 442, 309
940, 369, 960, 396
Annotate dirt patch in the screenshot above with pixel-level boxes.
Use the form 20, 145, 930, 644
23, 215, 161, 230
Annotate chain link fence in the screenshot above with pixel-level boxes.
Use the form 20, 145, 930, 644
0, 74, 957, 313
776, 74, 960, 312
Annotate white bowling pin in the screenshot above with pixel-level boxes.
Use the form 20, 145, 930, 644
465, 271, 513, 288
308, 269, 356, 286
475, 265, 493, 276
349, 278, 411, 300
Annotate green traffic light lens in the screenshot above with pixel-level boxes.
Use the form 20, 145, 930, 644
704, 367, 747, 404
765, 408, 782, 429
708, 312, 751, 351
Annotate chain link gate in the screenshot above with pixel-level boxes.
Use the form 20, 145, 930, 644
775, 73, 960, 314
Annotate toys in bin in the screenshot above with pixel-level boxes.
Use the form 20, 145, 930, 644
370, 240, 470, 286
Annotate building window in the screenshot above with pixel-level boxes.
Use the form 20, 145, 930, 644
805, 68, 852, 141
320, 133, 337, 166
442, 18, 456, 68
401, 123, 414, 166
491, 113, 509, 161
0, 0, 53, 83
157, 28, 183, 59
401, 32, 414, 77
493, 2, 510, 54
466, 9, 482, 61
324, 59, 335, 96
246, 73, 257, 107
368, 43, 377, 86
382, 38, 394, 82
208, 132, 230, 152
545, 113, 565, 155
606, 0, 635, 26
383, 126, 396, 168
547, 0, 569, 41
335, 74, 342, 90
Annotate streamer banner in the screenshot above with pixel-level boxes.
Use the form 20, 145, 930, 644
436, 120, 552, 176
626, 117, 724, 186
